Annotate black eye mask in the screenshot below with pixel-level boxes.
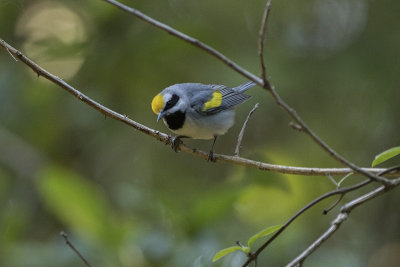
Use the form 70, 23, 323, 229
164, 94, 179, 111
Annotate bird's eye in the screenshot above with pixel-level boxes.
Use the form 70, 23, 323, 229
164, 94, 179, 111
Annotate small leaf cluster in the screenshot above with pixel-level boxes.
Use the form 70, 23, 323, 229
212, 225, 282, 262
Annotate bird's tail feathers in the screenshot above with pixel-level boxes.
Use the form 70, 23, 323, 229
234, 81, 257, 93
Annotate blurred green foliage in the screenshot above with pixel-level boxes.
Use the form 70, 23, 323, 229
1, 0, 399, 266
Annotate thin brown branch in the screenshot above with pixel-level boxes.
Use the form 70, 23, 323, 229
235, 103, 259, 156
6, 45, 18, 61
286, 176, 400, 267
102, 0, 262, 85
258, 0, 272, 85
60, 231, 92, 267
1, 38, 399, 178
241, 166, 400, 267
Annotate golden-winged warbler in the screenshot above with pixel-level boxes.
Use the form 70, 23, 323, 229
151, 81, 255, 161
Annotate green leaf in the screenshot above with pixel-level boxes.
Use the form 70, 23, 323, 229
372, 146, 400, 167
212, 246, 245, 262
247, 225, 282, 248
337, 172, 354, 187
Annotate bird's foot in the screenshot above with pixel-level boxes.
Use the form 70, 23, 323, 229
207, 150, 216, 162
170, 136, 183, 152
207, 135, 218, 162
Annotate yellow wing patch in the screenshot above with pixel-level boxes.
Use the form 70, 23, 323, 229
202, 91, 222, 111
151, 94, 164, 114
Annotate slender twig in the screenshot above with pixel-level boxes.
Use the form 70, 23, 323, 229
286, 176, 400, 267
1, 38, 397, 178
337, 172, 354, 187
241, 166, 400, 267
322, 194, 344, 215
60, 231, 92, 267
258, 0, 272, 85
323, 172, 356, 213
102, 0, 262, 85
6, 46, 18, 61
326, 174, 339, 187
235, 103, 259, 156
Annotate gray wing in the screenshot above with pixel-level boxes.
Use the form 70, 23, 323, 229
191, 84, 251, 115
206, 87, 251, 114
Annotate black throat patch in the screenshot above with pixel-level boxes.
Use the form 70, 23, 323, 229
164, 111, 185, 130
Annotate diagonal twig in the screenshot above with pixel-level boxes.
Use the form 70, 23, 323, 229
60, 231, 92, 267
322, 194, 344, 215
326, 174, 339, 187
235, 103, 259, 156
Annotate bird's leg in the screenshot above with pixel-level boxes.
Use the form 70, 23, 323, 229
170, 135, 186, 152
207, 135, 218, 162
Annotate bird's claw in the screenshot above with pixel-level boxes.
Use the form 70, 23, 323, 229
207, 150, 216, 162
170, 136, 182, 152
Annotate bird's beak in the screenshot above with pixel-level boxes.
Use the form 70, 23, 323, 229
157, 111, 165, 122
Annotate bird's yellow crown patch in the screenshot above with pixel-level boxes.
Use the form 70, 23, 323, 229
151, 94, 164, 114
202, 91, 222, 111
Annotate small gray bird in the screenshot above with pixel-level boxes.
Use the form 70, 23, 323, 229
151, 81, 255, 161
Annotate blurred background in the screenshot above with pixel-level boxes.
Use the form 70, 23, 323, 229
0, 0, 399, 266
